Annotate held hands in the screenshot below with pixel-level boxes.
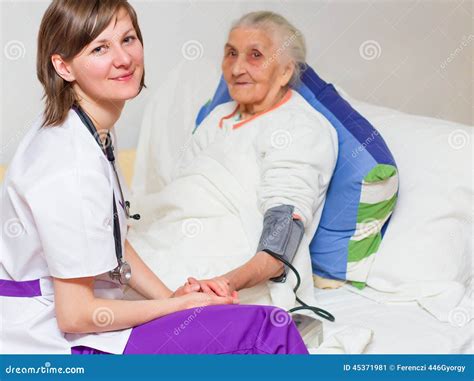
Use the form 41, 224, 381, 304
170, 282, 201, 298
170, 276, 239, 308
181, 291, 239, 310
186, 276, 237, 298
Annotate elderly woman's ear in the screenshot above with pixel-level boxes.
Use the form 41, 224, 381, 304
279, 61, 296, 87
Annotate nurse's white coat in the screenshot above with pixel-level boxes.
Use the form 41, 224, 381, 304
0, 110, 132, 354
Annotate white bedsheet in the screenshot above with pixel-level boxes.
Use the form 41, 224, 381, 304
312, 285, 473, 354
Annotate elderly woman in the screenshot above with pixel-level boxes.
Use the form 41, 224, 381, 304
154, 11, 339, 309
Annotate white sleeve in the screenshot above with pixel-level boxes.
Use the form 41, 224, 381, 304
25, 169, 118, 279
258, 111, 337, 227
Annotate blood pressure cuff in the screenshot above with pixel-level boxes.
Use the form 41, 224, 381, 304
257, 205, 305, 283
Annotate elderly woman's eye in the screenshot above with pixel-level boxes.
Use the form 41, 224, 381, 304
251, 51, 262, 58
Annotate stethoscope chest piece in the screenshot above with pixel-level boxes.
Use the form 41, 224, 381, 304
109, 260, 132, 285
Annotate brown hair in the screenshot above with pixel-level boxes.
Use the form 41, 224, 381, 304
37, 0, 145, 127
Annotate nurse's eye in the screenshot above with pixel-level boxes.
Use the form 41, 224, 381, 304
123, 35, 136, 44
91, 44, 109, 55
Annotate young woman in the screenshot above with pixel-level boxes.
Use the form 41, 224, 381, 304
0, 0, 308, 355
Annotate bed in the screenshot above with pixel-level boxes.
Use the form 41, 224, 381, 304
127, 59, 473, 354
312, 286, 472, 354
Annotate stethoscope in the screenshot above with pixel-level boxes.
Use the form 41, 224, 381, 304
73, 105, 140, 285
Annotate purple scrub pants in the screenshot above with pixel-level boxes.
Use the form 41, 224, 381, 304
71, 304, 308, 355
0, 279, 307, 354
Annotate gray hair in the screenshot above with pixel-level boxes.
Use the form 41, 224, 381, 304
231, 11, 306, 86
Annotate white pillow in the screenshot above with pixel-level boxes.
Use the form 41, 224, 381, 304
346, 98, 473, 326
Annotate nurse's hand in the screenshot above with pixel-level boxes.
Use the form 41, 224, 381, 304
186, 276, 235, 297
181, 291, 239, 309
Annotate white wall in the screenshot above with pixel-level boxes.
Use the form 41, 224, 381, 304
1, 0, 472, 164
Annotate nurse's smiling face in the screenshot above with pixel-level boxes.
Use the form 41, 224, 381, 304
61, 7, 144, 105
222, 27, 294, 113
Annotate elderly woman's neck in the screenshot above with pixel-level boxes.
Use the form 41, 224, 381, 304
238, 87, 289, 119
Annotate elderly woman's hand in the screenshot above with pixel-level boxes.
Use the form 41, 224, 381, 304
170, 282, 201, 298
186, 276, 238, 298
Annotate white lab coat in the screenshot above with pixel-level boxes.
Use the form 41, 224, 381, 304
0, 110, 132, 354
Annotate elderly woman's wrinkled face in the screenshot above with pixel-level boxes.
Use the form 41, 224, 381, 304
222, 27, 292, 107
